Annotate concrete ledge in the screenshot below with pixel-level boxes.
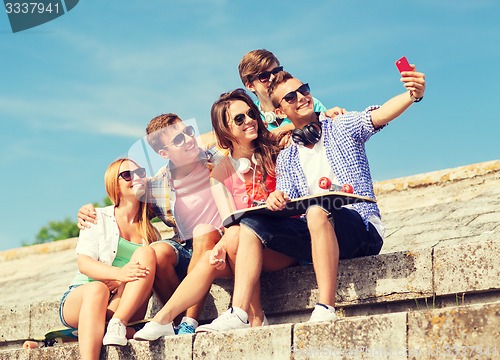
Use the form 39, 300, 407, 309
2, 240, 499, 346
0, 348, 29, 360
0, 305, 29, 343
201, 248, 434, 321
293, 312, 407, 360
193, 324, 292, 360
2, 302, 498, 359
407, 302, 500, 360
0, 238, 77, 262
374, 159, 500, 194
434, 239, 500, 296
0, 343, 79, 360
104, 335, 193, 360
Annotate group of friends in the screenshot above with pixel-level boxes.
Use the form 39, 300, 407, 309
58, 49, 426, 359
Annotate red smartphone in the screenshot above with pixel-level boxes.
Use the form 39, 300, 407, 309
395, 56, 412, 73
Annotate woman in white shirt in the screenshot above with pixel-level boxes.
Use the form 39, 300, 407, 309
59, 158, 159, 360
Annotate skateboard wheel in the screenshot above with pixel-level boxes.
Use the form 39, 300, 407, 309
341, 184, 354, 194
318, 177, 332, 190
23, 340, 39, 349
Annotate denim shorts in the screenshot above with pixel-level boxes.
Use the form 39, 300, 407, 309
59, 284, 81, 327
239, 207, 383, 262
158, 239, 193, 280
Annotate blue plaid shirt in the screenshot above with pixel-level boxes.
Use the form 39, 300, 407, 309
276, 106, 384, 229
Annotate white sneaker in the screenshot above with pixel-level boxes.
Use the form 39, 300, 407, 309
133, 321, 175, 341
195, 308, 250, 333
262, 313, 269, 326
308, 304, 339, 323
103, 318, 127, 346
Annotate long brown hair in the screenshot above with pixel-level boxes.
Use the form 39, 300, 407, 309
211, 88, 281, 185
104, 158, 159, 245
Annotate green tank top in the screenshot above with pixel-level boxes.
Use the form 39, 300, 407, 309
70, 237, 142, 286
112, 237, 142, 267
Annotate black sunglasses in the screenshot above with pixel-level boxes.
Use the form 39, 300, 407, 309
252, 66, 283, 83
280, 83, 311, 105
118, 167, 147, 181
162, 125, 196, 149
233, 109, 258, 126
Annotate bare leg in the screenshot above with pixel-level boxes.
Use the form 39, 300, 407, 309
306, 207, 339, 306
184, 224, 221, 321
111, 246, 157, 324
62, 282, 109, 360
247, 248, 297, 326
150, 242, 180, 305
220, 225, 240, 273
151, 251, 232, 325
231, 226, 296, 316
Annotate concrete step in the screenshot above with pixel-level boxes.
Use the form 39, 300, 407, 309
1, 238, 498, 351
1, 161, 499, 358
1, 301, 498, 360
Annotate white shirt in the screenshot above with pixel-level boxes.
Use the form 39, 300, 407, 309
76, 205, 122, 265
296, 128, 385, 239
297, 132, 339, 194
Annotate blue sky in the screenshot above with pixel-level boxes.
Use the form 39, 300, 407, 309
0, 1, 498, 251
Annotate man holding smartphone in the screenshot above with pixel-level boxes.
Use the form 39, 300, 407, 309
198, 61, 426, 331
258, 63, 426, 322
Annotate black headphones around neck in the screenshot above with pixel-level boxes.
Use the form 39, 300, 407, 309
291, 121, 322, 146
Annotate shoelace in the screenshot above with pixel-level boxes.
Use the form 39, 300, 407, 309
213, 310, 238, 323
109, 320, 125, 336
178, 323, 195, 333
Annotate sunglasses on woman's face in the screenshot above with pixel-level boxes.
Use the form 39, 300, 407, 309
233, 109, 258, 126
280, 83, 311, 105
163, 125, 196, 149
118, 167, 147, 181
253, 66, 283, 83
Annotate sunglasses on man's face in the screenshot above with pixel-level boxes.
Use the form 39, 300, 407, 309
280, 83, 311, 105
163, 125, 196, 149
118, 167, 147, 181
233, 109, 259, 126
253, 66, 283, 83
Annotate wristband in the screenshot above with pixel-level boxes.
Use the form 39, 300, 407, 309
410, 92, 423, 103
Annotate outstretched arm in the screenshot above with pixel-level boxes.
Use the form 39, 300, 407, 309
371, 65, 426, 128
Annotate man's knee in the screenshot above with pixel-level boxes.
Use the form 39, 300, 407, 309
133, 244, 157, 262
151, 242, 177, 267
306, 206, 330, 228
192, 224, 221, 252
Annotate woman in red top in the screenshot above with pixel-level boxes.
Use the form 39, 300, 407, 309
203, 89, 297, 331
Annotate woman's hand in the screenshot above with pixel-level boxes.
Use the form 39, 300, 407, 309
103, 280, 121, 294
117, 261, 150, 282
209, 240, 227, 271
266, 190, 289, 211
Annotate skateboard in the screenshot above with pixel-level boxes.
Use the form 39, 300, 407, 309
222, 185, 375, 227
23, 327, 78, 349
22, 319, 150, 349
